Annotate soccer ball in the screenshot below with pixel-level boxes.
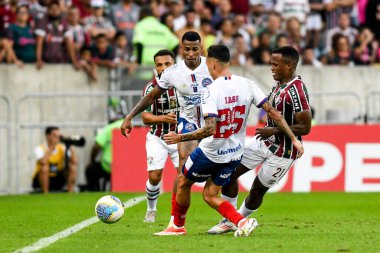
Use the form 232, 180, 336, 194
95, 195, 124, 223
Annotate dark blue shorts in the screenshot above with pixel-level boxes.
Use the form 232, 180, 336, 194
182, 148, 241, 186
178, 117, 198, 134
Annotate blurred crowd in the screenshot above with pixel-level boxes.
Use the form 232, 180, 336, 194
1, 0, 380, 81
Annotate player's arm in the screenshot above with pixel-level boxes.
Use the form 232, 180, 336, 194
256, 110, 311, 138
142, 112, 177, 125
163, 117, 217, 144
120, 86, 166, 137
261, 101, 304, 156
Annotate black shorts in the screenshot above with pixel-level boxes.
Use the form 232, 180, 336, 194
32, 172, 66, 191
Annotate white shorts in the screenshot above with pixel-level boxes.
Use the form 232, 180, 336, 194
146, 132, 179, 171
306, 14, 322, 30
241, 137, 294, 188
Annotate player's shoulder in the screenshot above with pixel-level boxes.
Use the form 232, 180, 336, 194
143, 78, 156, 93
161, 63, 180, 76
289, 76, 306, 88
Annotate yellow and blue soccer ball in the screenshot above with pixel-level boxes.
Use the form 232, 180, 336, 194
95, 195, 124, 223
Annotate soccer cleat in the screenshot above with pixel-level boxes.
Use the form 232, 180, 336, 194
154, 225, 187, 236
144, 210, 157, 223
207, 218, 237, 234
234, 218, 259, 237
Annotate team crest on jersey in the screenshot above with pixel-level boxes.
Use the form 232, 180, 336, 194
202, 77, 212, 87
169, 96, 177, 108
275, 96, 282, 105
147, 156, 153, 164
185, 123, 195, 132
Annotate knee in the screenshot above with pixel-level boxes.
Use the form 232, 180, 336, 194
148, 170, 162, 185
202, 189, 216, 206
39, 163, 49, 174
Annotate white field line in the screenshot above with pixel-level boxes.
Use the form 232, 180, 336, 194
14, 196, 146, 253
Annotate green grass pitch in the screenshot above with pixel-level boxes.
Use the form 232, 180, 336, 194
0, 192, 379, 253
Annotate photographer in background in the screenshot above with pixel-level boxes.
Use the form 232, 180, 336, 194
32, 126, 78, 193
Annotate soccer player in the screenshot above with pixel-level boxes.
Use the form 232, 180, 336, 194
142, 49, 179, 223
154, 45, 304, 236
120, 31, 212, 225
207, 46, 312, 234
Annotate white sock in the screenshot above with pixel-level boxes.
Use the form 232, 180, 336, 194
146, 180, 161, 211
221, 194, 238, 209
238, 198, 257, 217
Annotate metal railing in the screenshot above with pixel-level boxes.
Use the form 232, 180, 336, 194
310, 91, 363, 124
365, 92, 380, 123
0, 95, 12, 194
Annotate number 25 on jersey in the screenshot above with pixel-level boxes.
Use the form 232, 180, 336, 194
214, 105, 246, 138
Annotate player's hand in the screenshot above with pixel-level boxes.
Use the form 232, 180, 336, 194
162, 113, 177, 124
163, 131, 180, 145
292, 139, 304, 158
120, 116, 133, 138
255, 127, 276, 140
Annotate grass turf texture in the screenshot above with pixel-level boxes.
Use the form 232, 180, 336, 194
0, 192, 379, 253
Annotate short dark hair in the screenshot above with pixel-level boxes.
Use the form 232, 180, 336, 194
182, 31, 201, 43
154, 49, 175, 62
139, 6, 153, 21
45, 126, 59, 135
272, 46, 299, 66
114, 31, 126, 41
95, 33, 107, 41
207, 45, 230, 63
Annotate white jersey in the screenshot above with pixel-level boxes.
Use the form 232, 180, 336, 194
199, 75, 267, 163
157, 56, 212, 126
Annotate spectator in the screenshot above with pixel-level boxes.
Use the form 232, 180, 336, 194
323, 0, 355, 30
326, 33, 354, 65
300, 46, 323, 66
365, 0, 380, 41
176, 8, 202, 41
257, 12, 284, 49
247, 0, 267, 31
85, 118, 123, 191
353, 26, 378, 65
234, 14, 256, 50
167, 0, 186, 32
6, 4, 36, 67
71, 0, 92, 19
249, 30, 271, 64
35, 1, 80, 70
109, 0, 140, 47
200, 18, 216, 52
160, 12, 175, 33
275, 33, 289, 48
275, 0, 310, 24
83, 0, 116, 42
191, 0, 204, 27
211, 0, 234, 29
114, 31, 137, 73
306, 0, 324, 50
214, 18, 235, 49
32, 126, 77, 193
67, 6, 88, 58
326, 12, 358, 53
79, 45, 97, 82
231, 33, 253, 66
91, 33, 116, 68
285, 17, 305, 52
132, 6, 179, 65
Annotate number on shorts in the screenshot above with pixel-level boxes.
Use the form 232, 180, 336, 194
214, 105, 246, 138
272, 168, 286, 178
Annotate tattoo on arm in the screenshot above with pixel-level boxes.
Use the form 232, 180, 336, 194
263, 102, 297, 141
127, 88, 164, 119
180, 117, 216, 142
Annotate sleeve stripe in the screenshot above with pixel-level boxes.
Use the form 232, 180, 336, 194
257, 97, 268, 108
204, 113, 218, 118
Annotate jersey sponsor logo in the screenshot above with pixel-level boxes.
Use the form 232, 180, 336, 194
219, 173, 231, 179
217, 143, 242, 155
201, 88, 210, 104
202, 77, 212, 87
147, 156, 153, 164
192, 172, 212, 178
183, 95, 201, 105
185, 122, 195, 132
289, 86, 300, 111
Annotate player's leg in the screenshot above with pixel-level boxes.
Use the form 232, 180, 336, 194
238, 152, 294, 218
144, 169, 163, 222
38, 163, 49, 193
208, 137, 265, 234
203, 162, 258, 237
144, 133, 168, 222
